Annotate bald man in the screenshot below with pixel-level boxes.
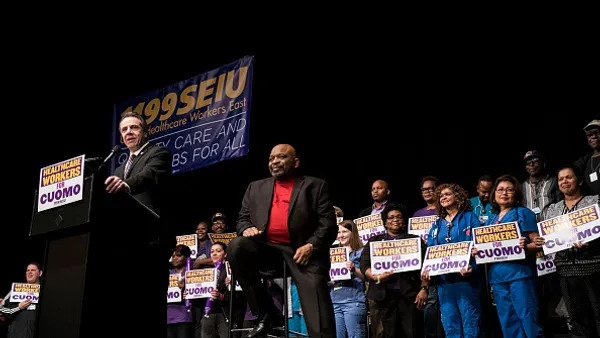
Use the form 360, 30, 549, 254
227, 144, 338, 338
358, 179, 391, 217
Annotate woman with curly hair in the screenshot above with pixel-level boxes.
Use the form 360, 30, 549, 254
422, 183, 482, 338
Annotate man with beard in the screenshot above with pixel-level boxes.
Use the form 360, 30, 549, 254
521, 150, 561, 221
358, 179, 392, 217
470, 175, 495, 225
227, 144, 338, 338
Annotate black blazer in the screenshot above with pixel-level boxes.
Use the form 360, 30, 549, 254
360, 233, 425, 301
357, 200, 408, 218
114, 144, 172, 215
236, 175, 338, 268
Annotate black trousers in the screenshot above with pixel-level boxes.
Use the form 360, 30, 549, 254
377, 292, 421, 338
192, 300, 206, 338
227, 237, 336, 338
167, 322, 193, 338
423, 284, 445, 338
559, 272, 600, 338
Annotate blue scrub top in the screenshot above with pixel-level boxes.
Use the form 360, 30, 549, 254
485, 206, 538, 284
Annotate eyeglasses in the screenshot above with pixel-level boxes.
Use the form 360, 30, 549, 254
212, 221, 225, 225
496, 188, 516, 194
421, 187, 435, 192
525, 158, 540, 166
586, 130, 600, 138
387, 215, 404, 220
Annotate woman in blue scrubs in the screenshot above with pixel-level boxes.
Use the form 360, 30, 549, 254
474, 174, 544, 338
422, 183, 482, 338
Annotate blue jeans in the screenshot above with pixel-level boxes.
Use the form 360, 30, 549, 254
333, 301, 367, 338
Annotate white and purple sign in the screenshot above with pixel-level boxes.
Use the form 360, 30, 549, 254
176, 234, 198, 259
536, 251, 556, 276
10, 283, 40, 304
225, 261, 242, 291
167, 273, 182, 303
473, 222, 525, 264
422, 241, 472, 277
538, 204, 600, 255
38, 155, 85, 212
185, 268, 216, 299
329, 247, 351, 281
354, 214, 386, 245
408, 216, 437, 241
370, 238, 422, 274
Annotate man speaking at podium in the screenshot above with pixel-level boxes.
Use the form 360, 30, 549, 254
105, 111, 172, 214
104, 111, 172, 335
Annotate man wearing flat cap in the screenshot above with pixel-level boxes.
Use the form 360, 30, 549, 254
211, 213, 228, 234
521, 150, 561, 221
574, 120, 600, 195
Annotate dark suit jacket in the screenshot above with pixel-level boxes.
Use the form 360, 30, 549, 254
357, 200, 407, 218
114, 144, 171, 215
236, 175, 338, 269
360, 232, 425, 301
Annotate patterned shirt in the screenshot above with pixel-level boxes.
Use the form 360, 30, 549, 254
543, 195, 600, 276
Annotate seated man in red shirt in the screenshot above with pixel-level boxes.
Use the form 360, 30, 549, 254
227, 144, 338, 338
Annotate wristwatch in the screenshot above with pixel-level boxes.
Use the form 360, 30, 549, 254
421, 285, 429, 292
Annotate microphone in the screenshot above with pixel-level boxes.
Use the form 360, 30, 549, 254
204, 260, 223, 317
97, 145, 122, 170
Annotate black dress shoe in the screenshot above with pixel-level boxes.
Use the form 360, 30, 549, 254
246, 313, 273, 338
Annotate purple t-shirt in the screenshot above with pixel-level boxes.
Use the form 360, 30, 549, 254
167, 268, 193, 324
197, 239, 213, 260
412, 207, 437, 217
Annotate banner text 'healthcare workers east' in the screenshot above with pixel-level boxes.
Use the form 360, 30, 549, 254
111, 55, 253, 175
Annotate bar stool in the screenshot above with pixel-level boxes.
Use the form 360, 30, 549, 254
228, 260, 308, 338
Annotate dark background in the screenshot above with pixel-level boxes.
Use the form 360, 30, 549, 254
0, 25, 595, 292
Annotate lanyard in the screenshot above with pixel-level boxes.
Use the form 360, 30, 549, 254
528, 179, 548, 209
436, 213, 458, 244
591, 156, 600, 173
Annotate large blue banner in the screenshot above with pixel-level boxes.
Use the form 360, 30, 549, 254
111, 55, 253, 175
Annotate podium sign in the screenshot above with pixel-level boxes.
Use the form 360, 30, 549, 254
38, 155, 85, 212
30, 154, 165, 338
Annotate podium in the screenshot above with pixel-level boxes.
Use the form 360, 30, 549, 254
30, 167, 166, 338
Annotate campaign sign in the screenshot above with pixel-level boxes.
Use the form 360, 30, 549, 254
536, 251, 556, 276
354, 214, 386, 245
185, 268, 216, 299
225, 261, 242, 291
370, 238, 422, 274
167, 273, 182, 303
176, 234, 198, 259
408, 216, 438, 241
329, 247, 351, 281
38, 155, 85, 212
473, 222, 525, 264
10, 283, 40, 304
208, 232, 237, 246
538, 204, 600, 255
422, 241, 472, 277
